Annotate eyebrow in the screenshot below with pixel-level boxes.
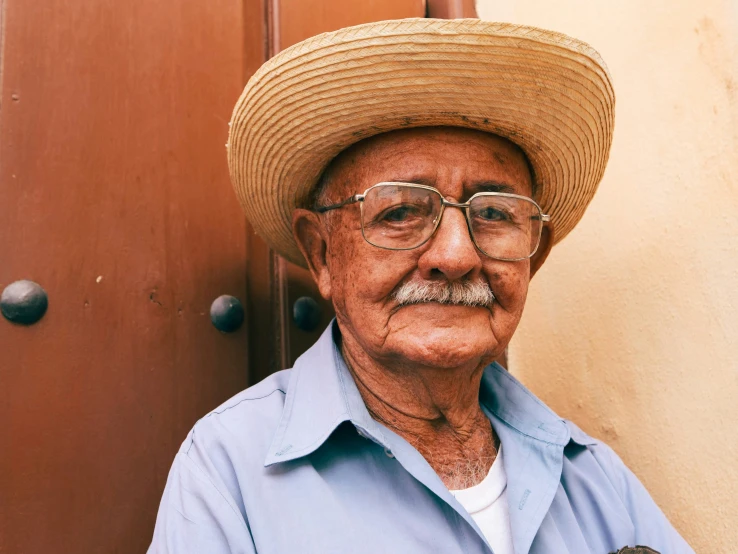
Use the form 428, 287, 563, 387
392, 178, 518, 195
469, 181, 518, 194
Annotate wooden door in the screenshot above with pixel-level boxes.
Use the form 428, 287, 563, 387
0, 0, 433, 552
0, 1, 265, 552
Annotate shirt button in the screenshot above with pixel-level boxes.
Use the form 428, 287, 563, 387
384, 448, 395, 458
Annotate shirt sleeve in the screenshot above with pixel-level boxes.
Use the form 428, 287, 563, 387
592, 442, 695, 554
147, 451, 257, 554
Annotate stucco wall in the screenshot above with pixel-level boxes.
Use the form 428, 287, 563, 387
476, 0, 738, 551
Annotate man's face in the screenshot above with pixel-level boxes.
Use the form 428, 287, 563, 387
297, 127, 548, 370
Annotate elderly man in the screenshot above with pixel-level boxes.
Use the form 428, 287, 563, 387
149, 19, 693, 554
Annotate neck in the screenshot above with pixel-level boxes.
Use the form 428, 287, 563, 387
340, 332, 498, 490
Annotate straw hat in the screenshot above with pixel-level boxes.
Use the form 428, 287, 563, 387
227, 18, 615, 267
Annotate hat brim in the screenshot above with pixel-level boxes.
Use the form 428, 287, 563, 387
228, 18, 615, 267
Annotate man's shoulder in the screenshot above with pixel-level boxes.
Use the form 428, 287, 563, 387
179, 368, 293, 458
561, 418, 645, 504
559, 419, 694, 552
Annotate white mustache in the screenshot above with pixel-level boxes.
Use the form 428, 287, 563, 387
393, 279, 496, 308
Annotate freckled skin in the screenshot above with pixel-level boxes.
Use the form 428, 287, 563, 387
293, 127, 553, 488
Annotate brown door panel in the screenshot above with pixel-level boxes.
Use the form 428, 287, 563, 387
277, 0, 426, 51
426, 0, 478, 18
0, 0, 264, 551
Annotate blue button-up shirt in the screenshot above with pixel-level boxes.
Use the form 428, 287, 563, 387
149, 322, 693, 553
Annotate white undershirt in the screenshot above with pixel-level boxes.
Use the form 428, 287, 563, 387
449, 445, 514, 554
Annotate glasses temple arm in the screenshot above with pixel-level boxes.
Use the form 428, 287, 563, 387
315, 194, 364, 213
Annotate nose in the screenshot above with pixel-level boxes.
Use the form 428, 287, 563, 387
417, 205, 483, 281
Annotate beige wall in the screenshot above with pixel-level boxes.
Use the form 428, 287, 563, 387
476, 0, 738, 551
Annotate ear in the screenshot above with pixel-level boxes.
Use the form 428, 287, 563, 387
529, 223, 553, 279
292, 208, 333, 300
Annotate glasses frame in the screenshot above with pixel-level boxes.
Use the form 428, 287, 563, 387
316, 182, 551, 262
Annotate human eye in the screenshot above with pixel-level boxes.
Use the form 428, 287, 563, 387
476, 206, 511, 222
379, 204, 423, 223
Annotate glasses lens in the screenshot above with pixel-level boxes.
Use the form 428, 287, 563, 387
468, 195, 542, 260
361, 184, 442, 249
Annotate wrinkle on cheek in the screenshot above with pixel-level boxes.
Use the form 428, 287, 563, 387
481, 262, 531, 351
328, 230, 412, 354
379, 316, 405, 348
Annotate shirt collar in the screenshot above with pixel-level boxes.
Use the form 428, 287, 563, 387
265, 320, 596, 467
479, 362, 596, 447
264, 321, 389, 466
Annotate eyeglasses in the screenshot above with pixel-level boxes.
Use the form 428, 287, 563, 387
316, 182, 550, 262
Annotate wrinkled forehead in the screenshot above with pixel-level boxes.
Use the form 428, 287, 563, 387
314, 126, 536, 203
